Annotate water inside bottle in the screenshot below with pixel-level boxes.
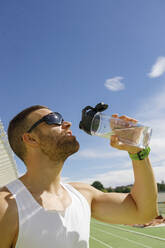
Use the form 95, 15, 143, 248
97, 126, 152, 148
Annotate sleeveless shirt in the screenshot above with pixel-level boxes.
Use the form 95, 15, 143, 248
6, 179, 91, 248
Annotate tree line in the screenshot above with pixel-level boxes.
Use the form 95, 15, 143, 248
91, 180, 165, 193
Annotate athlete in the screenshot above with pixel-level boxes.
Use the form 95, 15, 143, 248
0, 105, 158, 248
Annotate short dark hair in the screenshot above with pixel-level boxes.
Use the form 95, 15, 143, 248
7, 105, 49, 162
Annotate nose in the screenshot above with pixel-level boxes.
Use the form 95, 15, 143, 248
62, 121, 72, 129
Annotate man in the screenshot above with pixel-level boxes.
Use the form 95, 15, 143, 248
0, 105, 158, 248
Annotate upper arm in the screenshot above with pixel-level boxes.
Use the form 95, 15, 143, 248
70, 182, 146, 225
91, 189, 141, 224
0, 187, 18, 248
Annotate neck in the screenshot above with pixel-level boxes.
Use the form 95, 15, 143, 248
20, 154, 66, 195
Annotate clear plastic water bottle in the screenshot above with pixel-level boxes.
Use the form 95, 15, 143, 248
79, 103, 152, 149
90, 112, 152, 148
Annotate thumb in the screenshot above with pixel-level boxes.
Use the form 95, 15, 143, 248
110, 135, 128, 150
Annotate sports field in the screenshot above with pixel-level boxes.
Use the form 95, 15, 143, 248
90, 203, 165, 248
90, 219, 165, 248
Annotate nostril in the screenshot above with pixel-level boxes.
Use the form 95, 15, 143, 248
62, 121, 72, 128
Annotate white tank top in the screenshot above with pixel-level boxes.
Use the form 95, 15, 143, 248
6, 179, 91, 248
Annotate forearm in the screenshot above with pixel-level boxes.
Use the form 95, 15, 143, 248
130, 157, 158, 221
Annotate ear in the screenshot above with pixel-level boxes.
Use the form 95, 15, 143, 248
22, 133, 39, 147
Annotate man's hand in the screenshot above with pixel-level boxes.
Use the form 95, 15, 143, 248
110, 114, 142, 154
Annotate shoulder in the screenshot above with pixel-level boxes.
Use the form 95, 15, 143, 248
0, 186, 17, 212
0, 186, 18, 246
68, 182, 104, 204
69, 181, 104, 194
0, 186, 18, 223
69, 181, 95, 193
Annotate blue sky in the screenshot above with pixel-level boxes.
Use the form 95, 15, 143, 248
0, 0, 165, 187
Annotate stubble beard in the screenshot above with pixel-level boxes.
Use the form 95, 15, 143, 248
39, 133, 80, 162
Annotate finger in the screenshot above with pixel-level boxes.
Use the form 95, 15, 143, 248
119, 115, 138, 123
127, 117, 138, 123
110, 135, 120, 148
111, 136, 129, 151
110, 135, 117, 143
111, 114, 119, 118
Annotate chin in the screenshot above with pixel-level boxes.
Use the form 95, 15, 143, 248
56, 135, 80, 158
66, 139, 80, 157
71, 139, 80, 153
74, 140, 80, 153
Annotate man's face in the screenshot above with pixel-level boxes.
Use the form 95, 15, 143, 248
28, 108, 80, 161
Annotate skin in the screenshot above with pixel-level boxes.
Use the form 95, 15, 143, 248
0, 109, 158, 248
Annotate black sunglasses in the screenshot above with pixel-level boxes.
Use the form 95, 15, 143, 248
27, 112, 64, 133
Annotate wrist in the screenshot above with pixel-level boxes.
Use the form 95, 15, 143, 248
129, 147, 151, 160
128, 148, 143, 155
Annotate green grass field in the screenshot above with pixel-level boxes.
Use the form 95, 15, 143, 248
90, 219, 165, 248
90, 203, 165, 248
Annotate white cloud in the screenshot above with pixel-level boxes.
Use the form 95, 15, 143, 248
136, 87, 165, 122
73, 148, 127, 159
105, 77, 125, 91
148, 56, 165, 78
80, 167, 134, 187
77, 165, 165, 188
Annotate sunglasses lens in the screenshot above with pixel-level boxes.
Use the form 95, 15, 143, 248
46, 112, 63, 125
